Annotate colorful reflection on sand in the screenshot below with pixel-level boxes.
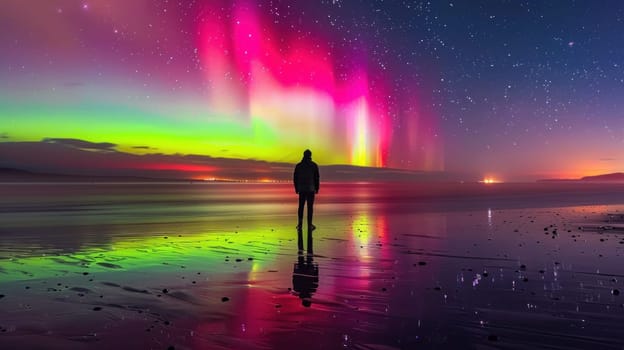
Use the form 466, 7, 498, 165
2, 183, 624, 348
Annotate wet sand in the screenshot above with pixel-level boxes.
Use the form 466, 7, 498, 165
2, 182, 624, 349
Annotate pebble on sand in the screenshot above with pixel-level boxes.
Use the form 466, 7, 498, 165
612, 289, 620, 296
222, 297, 230, 302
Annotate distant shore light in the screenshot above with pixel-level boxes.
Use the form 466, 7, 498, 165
480, 177, 499, 184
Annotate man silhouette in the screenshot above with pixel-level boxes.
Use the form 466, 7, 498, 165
293, 149, 320, 231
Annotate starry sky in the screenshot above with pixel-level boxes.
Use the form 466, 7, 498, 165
1, 0, 623, 181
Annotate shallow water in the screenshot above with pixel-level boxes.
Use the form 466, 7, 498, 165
2, 182, 624, 349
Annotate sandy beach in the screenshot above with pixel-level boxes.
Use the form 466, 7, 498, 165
2, 182, 624, 349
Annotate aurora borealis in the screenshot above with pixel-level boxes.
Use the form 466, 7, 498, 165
1, 1, 624, 181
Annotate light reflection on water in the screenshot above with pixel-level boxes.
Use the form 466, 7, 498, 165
1, 183, 624, 349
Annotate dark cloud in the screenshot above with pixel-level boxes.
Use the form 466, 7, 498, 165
0, 133, 8, 139
131, 145, 157, 150
42, 138, 117, 152
600, 158, 616, 161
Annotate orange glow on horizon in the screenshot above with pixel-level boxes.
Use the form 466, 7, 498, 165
136, 163, 217, 172
193, 176, 283, 183
536, 168, 619, 181
480, 177, 499, 184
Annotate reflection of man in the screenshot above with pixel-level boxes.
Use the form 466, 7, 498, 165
292, 255, 319, 307
293, 149, 320, 231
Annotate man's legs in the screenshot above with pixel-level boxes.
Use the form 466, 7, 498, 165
306, 192, 315, 228
297, 193, 306, 229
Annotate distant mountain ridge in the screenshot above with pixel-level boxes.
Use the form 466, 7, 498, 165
0, 166, 471, 183
539, 172, 624, 182
0, 140, 469, 183
580, 172, 624, 182
0, 167, 178, 182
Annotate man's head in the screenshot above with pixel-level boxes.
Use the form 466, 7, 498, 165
303, 149, 312, 159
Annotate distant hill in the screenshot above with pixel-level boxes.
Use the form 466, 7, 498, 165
580, 172, 624, 182
0, 168, 185, 182
539, 172, 624, 182
0, 166, 472, 183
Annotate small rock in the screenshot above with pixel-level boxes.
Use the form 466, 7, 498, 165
488, 334, 499, 341
221, 297, 230, 302
93, 307, 102, 311
418, 261, 427, 266
162, 289, 169, 294
613, 289, 620, 296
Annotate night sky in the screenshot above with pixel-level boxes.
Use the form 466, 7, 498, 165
1, 0, 623, 181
